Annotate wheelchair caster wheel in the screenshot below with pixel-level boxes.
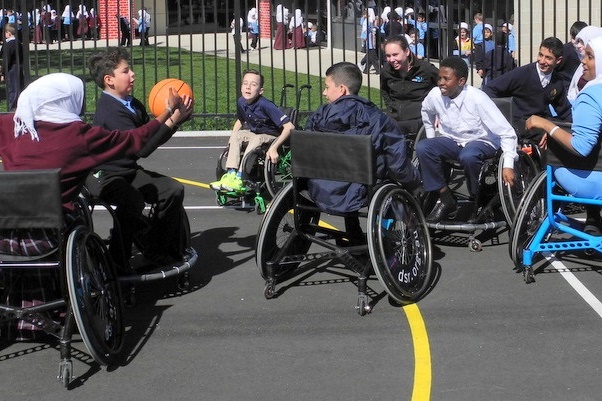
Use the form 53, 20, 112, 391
264, 282, 276, 299
177, 273, 190, 291
523, 267, 535, 284
356, 294, 371, 316
57, 360, 73, 387
469, 239, 482, 252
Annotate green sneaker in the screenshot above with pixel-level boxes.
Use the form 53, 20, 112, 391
210, 172, 232, 190
221, 173, 244, 192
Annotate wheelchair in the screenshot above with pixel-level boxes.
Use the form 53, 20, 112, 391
213, 84, 311, 213
0, 169, 123, 386
509, 149, 602, 284
78, 187, 198, 305
255, 130, 434, 315
412, 97, 540, 251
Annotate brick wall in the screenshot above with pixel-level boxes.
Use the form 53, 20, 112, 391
99, 0, 132, 40
259, 0, 271, 39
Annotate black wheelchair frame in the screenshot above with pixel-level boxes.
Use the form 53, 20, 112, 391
0, 169, 124, 386
255, 130, 434, 315
78, 188, 198, 305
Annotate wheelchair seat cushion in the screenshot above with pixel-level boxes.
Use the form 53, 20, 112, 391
0, 228, 58, 259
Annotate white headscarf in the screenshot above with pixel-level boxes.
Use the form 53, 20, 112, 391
247, 7, 257, 23
14, 73, 84, 141
381, 6, 391, 23
62, 5, 72, 18
289, 9, 303, 29
276, 4, 288, 24
582, 36, 602, 91
568, 26, 602, 101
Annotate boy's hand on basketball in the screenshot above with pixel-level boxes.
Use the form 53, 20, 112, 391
174, 94, 194, 123
166, 87, 183, 111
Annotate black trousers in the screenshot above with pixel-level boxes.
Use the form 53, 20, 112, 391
85, 168, 185, 268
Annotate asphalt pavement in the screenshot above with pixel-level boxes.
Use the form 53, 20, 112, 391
1, 136, 601, 401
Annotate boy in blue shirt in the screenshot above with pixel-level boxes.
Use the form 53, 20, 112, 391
211, 69, 295, 192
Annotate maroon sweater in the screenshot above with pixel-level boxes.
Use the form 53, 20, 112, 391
0, 114, 161, 209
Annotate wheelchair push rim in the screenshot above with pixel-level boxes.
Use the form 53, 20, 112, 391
66, 226, 125, 366
367, 184, 434, 302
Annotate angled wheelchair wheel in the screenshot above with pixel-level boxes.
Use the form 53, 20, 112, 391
367, 184, 433, 303
215, 147, 229, 180
509, 171, 547, 270
255, 183, 319, 280
499, 149, 539, 224
264, 149, 292, 198
66, 226, 124, 366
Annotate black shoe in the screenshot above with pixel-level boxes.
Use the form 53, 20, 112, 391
426, 200, 458, 223
584, 222, 602, 236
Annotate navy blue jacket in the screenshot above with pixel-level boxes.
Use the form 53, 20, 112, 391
482, 62, 572, 124
304, 95, 420, 214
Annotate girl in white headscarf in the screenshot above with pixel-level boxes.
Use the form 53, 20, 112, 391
526, 36, 602, 205
0, 73, 192, 207
76, 4, 89, 38
61, 4, 73, 40
273, 4, 291, 49
567, 26, 602, 102
289, 9, 305, 48
247, 7, 259, 50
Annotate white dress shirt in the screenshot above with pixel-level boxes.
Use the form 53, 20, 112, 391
421, 85, 518, 169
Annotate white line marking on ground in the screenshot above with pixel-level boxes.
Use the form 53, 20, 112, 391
544, 254, 602, 319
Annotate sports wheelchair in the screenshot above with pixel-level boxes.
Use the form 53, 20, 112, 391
0, 169, 123, 386
413, 97, 539, 251
509, 147, 602, 283
213, 84, 311, 213
255, 130, 434, 315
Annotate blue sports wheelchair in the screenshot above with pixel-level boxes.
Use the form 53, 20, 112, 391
255, 130, 435, 315
510, 141, 602, 283
0, 169, 123, 386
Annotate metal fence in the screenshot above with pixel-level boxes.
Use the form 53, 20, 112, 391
1, 0, 601, 130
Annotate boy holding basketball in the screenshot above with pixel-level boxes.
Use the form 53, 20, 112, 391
87, 47, 189, 269
210, 69, 295, 192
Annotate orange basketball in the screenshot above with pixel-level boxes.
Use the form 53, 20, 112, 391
148, 78, 194, 117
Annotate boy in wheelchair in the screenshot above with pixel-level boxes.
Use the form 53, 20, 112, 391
305, 61, 420, 242
86, 47, 189, 269
416, 56, 518, 223
210, 69, 295, 193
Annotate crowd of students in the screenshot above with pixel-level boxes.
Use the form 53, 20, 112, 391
0, 4, 102, 45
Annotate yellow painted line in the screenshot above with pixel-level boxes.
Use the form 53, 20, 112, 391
403, 303, 432, 401
173, 177, 211, 189
174, 175, 433, 400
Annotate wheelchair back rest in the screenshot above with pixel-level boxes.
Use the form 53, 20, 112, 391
0, 169, 63, 230
291, 130, 375, 185
279, 106, 299, 127
491, 97, 513, 124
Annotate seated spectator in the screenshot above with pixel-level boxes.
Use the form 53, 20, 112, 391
305, 61, 420, 242
416, 56, 518, 223
210, 69, 295, 192
483, 37, 572, 142
305, 22, 322, 47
